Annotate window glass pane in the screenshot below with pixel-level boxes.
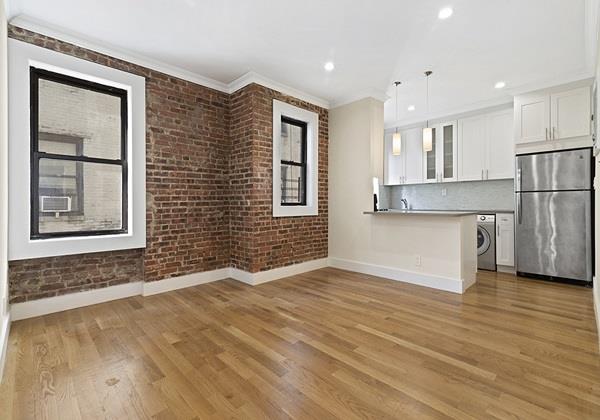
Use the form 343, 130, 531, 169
38, 159, 122, 234
443, 124, 453, 178
281, 164, 305, 204
37, 78, 122, 160
281, 120, 304, 162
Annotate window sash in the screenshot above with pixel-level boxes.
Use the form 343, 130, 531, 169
30, 67, 129, 239
280, 116, 307, 206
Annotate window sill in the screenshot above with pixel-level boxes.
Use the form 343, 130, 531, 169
273, 204, 318, 218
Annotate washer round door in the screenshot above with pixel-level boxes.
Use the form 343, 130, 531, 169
477, 225, 491, 256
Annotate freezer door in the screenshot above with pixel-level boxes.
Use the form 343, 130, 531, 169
515, 190, 592, 282
516, 149, 591, 192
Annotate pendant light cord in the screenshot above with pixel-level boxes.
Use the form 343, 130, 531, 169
425, 72, 430, 129
394, 81, 400, 132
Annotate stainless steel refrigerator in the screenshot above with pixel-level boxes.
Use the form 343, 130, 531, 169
515, 148, 593, 284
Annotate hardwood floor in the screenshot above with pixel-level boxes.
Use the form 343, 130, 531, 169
1, 268, 599, 419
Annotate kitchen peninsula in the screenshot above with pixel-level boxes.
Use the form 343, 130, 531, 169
356, 210, 477, 293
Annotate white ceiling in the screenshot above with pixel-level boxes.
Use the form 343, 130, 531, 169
6, 0, 598, 125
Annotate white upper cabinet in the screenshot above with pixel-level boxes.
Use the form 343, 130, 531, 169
515, 94, 550, 144
383, 127, 423, 185
440, 121, 458, 182
486, 109, 514, 179
458, 109, 513, 181
550, 87, 591, 140
515, 85, 591, 145
383, 132, 405, 185
423, 121, 457, 183
458, 115, 487, 181
403, 127, 423, 184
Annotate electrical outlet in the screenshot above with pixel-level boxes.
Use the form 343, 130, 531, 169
415, 255, 422, 267
441, 188, 447, 197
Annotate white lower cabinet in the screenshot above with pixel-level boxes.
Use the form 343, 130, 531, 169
496, 213, 515, 267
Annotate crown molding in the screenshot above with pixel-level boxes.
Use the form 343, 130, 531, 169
228, 71, 330, 109
9, 15, 231, 93
330, 88, 389, 109
8, 14, 331, 109
385, 96, 513, 129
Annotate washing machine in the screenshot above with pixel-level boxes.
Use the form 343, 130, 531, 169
477, 214, 496, 271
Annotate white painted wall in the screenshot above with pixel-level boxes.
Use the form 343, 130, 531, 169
0, 0, 10, 381
328, 98, 476, 292
594, 14, 600, 339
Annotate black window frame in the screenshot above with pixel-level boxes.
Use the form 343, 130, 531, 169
38, 132, 85, 217
280, 116, 308, 206
30, 67, 128, 239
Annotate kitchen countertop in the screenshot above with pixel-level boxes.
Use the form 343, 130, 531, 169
382, 208, 515, 214
364, 209, 477, 217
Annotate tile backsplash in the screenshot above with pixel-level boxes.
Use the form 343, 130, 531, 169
380, 179, 515, 211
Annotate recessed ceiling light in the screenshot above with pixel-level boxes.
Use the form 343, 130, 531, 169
324, 61, 335, 72
438, 7, 453, 19
495, 81, 506, 89
407, 105, 416, 111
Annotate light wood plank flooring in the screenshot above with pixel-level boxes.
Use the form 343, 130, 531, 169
1, 268, 599, 419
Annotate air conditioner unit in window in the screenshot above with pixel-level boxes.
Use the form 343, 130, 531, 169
40, 196, 72, 213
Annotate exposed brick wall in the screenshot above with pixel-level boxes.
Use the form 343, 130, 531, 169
9, 249, 143, 303
8, 26, 231, 301
229, 84, 328, 273
7, 26, 328, 303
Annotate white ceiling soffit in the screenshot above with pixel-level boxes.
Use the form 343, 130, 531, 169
6, 0, 600, 119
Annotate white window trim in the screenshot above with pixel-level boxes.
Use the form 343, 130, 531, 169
272, 100, 319, 217
8, 39, 146, 260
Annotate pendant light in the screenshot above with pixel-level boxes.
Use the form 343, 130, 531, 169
392, 81, 401, 156
423, 71, 433, 152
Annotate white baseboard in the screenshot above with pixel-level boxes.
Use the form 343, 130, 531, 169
594, 277, 600, 348
142, 268, 230, 296
10, 281, 143, 321
230, 258, 329, 286
0, 312, 11, 383
497, 265, 516, 274
328, 257, 468, 294
8, 259, 330, 320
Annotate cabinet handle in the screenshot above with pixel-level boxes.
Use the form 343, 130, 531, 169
545, 128, 548, 140
486, 169, 489, 179
481, 169, 483, 180
497, 224, 500, 236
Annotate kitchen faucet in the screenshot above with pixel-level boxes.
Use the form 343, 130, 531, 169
400, 198, 409, 209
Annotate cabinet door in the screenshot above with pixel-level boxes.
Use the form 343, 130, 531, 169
458, 115, 486, 181
423, 126, 438, 183
515, 94, 550, 144
383, 132, 405, 185
550, 87, 591, 140
496, 213, 515, 266
440, 121, 458, 182
403, 127, 423, 184
486, 109, 514, 180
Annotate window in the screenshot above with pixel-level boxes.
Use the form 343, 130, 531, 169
30, 67, 128, 239
38, 133, 84, 216
280, 117, 307, 205
272, 100, 319, 217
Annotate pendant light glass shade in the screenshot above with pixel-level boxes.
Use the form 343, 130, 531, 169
422, 127, 433, 152
392, 131, 401, 155
391, 81, 401, 156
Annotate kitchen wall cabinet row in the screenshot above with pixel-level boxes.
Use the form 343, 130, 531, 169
384, 108, 514, 186
514, 86, 591, 145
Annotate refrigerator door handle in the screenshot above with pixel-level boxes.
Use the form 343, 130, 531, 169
516, 193, 522, 224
